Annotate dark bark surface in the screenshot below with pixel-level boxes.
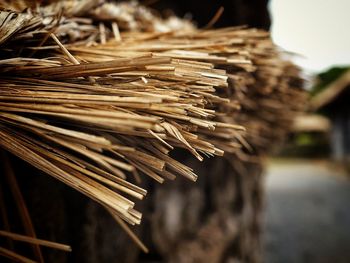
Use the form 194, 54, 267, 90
146, 153, 264, 263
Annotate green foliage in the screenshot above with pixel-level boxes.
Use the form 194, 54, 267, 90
311, 66, 350, 96
295, 133, 315, 146
277, 132, 330, 158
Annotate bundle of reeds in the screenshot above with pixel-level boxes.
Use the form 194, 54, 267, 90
0, 1, 305, 262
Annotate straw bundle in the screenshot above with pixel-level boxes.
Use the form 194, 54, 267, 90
140, 35, 305, 263
0, 1, 305, 262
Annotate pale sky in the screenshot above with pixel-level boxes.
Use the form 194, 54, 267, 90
269, 0, 350, 73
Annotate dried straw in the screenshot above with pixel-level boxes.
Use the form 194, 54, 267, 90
0, 0, 305, 258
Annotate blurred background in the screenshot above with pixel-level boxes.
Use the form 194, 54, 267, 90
266, 1, 350, 263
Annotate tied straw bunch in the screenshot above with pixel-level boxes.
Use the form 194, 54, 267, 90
0, 0, 305, 262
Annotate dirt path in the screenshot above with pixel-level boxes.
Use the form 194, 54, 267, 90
263, 159, 350, 263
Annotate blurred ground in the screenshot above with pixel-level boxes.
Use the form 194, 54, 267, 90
263, 159, 350, 263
